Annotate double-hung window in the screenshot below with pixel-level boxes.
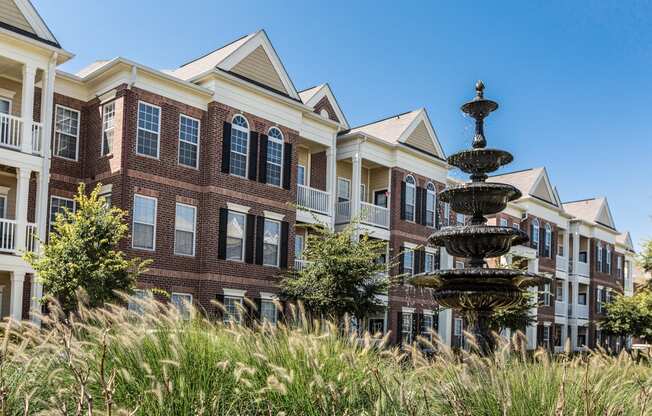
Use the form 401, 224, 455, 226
555, 281, 563, 301
403, 249, 414, 276
263, 219, 281, 267
132, 195, 157, 250
405, 175, 416, 222
456, 213, 465, 226
454, 318, 463, 337
443, 202, 450, 226
337, 178, 351, 203
606, 246, 611, 274
137, 102, 160, 158
544, 224, 552, 257
49, 196, 75, 232
230, 115, 249, 177
128, 289, 151, 315
597, 243, 603, 273
224, 296, 243, 324
424, 252, 436, 273
596, 287, 603, 313
542, 283, 551, 306
426, 182, 436, 227
174, 203, 196, 256
297, 165, 306, 186
101, 102, 115, 156
267, 127, 283, 187
226, 211, 246, 261
617, 256, 623, 278
401, 312, 413, 344
171, 292, 192, 320
531, 219, 540, 250
542, 326, 550, 347
260, 299, 278, 324
500, 218, 508, 227
179, 115, 200, 168
55, 105, 80, 160
421, 313, 434, 341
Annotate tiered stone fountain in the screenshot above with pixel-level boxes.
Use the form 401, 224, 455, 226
411, 81, 542, 352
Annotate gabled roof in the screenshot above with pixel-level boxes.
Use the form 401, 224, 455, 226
563, 197, 617, 230
0, 0, 60, 47
342, 108, 445, 158
488, 167, 560, 207
298, 83, 349, 129
171, 30, 299, 100
616, 231, 634, 250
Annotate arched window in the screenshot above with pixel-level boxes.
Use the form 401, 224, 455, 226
404, 175, 416, 222
544, 224, 552, 257
230, 115, 249, 178
426, 182, 437, 227
320, 108, 330, 119
531, 219, 540, 250
267, 127, 284, 187
597, 242, 603, 273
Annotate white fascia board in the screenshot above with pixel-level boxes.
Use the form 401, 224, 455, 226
397, 109, 446, 159
592, 226, 617, 244
519, 199, 569, 228
0, 27, 73, 64
300, 115, 337, 148
14, 0, 58, 43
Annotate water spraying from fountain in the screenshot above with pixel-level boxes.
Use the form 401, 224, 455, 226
411, 81, 543, 353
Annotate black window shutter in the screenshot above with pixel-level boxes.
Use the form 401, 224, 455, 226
221, 122, 232, 174
254, 298, 262, 320
539, 225, 544, 256
255, 216, 265, 265
396, 311, 403, 345
435, 248, 441, 270
421, 187, 428, 225
280, 221, 289, 268
258, 134, 268, 183
413, 250, 420, 274
215, 294, 225, 320
412, 313, 419, 342
602, 245, 607, 273
245, 214, 255, 263
282, 143, 293, 190
397, 245, 405, 276
420, 249, 426, 273
400, 182, 406, 220
415, 187, 422, 225
551, 231, 556, 257
530, 222, 535, 248
218, 208, 228, 260
248, 132, 259, 180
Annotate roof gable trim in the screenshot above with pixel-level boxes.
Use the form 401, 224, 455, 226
398, 109, 445, 159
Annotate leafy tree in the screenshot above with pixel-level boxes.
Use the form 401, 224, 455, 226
638, 239, 652, 282
280, 221, 389, 322
601, 289, 652, 341
24, 184, 150, 313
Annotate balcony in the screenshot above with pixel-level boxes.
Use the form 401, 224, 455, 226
571, 261, 589, 277
0, 219, 38, 254
294, 259, 311, 271
554, 301, 566, 316
297, 184, 330, 215
0, 114, 43, 156
556, 255, 568, 273
336, 201, 351, 224
359, 202, 390, 229
576, 304, 589, 319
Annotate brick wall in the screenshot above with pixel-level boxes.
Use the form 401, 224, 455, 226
312, 96, 340, 124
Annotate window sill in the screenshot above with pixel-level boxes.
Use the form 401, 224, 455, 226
174, 252, 196, 258
132, 245, 156, 252
178, 162, 200, 171
54, 155, 79, 162
136, 152, 160, 161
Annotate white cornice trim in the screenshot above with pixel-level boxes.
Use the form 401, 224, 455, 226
227, 202, 251, 214
223, 288, 246, 297
304, 84, 350, 130
263, 210, 285, 221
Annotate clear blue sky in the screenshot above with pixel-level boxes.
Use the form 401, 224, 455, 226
34, 0, 652, 249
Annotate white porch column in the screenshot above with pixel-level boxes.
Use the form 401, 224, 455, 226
437, 248, 454, 346
562, 229, 570, 259
20, 63, 36, 154
38, 54, 56, 244
572, 231, 580, 273
350, 152, 361, 220
10, 271, 25, 321
30, 273, 43, 325
526, 257, 539, 350
14, 167, 31, 252
325, 145, 336, 229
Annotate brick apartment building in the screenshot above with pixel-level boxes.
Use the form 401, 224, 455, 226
0, 0, 636, 350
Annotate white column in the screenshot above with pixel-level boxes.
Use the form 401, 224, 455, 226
562, 229, 570, 259
437, 248, 454, 346
38, 55, 56, 244
350, 153, 361, 220
30, 273, 43, 325
325, 145, 336, 229
10, 271, 25, 321
572, 231, 580, 273
14, 168, 31, 252
526, 257, 539, 350
20, 64, 36, 154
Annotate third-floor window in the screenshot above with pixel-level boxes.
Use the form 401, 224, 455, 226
178, 115, 200, 168
54, 105, 80, 160
230, 115, 249, 178
266, 127, 283, 187
404, 175, 416, 222
426, 182, 436, 227
137, 102, 160, 158
101, 102, 115, 157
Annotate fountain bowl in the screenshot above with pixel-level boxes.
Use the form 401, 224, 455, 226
447, 148, 513, 179
439, 182, 522, 217
429, 226, 528, 264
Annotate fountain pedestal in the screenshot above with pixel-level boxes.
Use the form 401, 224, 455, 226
411, 81, 543, 353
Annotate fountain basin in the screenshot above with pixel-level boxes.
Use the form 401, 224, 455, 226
439, 182, 522, 218
447, 148, 513, 179
429, 226, 528, 265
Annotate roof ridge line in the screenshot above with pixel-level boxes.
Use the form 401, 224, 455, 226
487, 167, 534, 177
178, 32, 253, 68
562, 197, 597, 204
349, 109, 419, 130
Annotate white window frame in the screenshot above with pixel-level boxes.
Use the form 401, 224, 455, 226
136, 101, 161, 159
597, 243, 603, 273
596, 287, 603, 313
403, 248, 414, 276
405, 175, 416, 222
544, 223, 552, 257
260, 297, 278, 324
266, 127, 284, 187
401, 311, 413, 344
171, 292, 193, 320
337, 177, 351, 203
617, 256, 623, 278
178, 114, 200, 169
455, 261, 464, 270
49, 196, 76, 231
443, 202, 450, 226
295, 233, 305, 260
512, 222, 520, 230
174, 203, 197, 257
54, 105, 80, 161
500, 218, 508, 227
262, 218, 281, 267
360, 183, 366, 202
0, 193, 7, 219
555, 281, 563, 301
424, 252, 436, 273
226, 210, 246, 262
0, 97, 11, 114
426, 182, 436, 228
542, 283, 551, 306
454, 318, 463, 336
606, 246, 611, 274
297, 164, 306, 186
223, 295, 243, 324
542, 325, 550, 346
456, 212, 465, 226
532, 219, 540, 249
101, 101, 115, 157
128, 289, 152, 315
230, 114, 250, 178
132, 194, 157, 251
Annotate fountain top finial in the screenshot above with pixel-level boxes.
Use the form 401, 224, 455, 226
475, 80, 484, 99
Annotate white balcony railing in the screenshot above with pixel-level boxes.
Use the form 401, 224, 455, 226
576, 304, 589, 319
296, 184, 330, 215
573, 261, 589, 277
360, 202, 390, 229
0, 113, 23, 149
294, 259, 311, 271
555, 301, 566, 316
32, 122, 43, 155
556, 255, 568, 273
0, 218, 16, 252
335, 201, 351, 224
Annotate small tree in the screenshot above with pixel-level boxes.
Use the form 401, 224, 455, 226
639, 239, 652, 284
601, 290, 652, 341
24, 184, 150, 313
488, 256, 538, 332
280, 221, 389, 322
